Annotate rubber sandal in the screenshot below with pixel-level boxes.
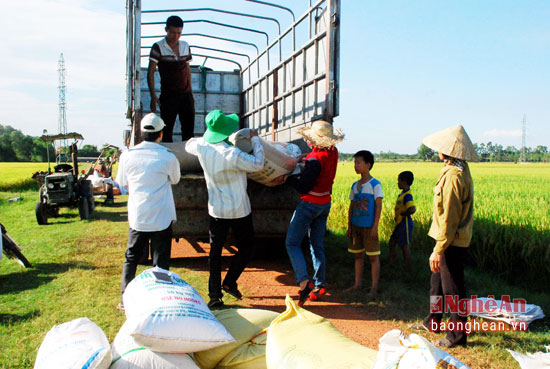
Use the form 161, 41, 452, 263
410, 323, 429, 332
298, 282, 314, 307
207, 298, 224, 309
433, 338, 466, 348
116, 303, 125, 311
308, 287, 327, 301
222, 285, 243, 300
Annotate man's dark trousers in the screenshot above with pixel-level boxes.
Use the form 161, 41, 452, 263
423, 245, 468, 345
208, 214, 255, 299
121, 225, 173, 297
160, 92, 195, 142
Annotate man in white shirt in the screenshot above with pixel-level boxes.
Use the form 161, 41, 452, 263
186, 110, 265, 308
115, 113, 181, 310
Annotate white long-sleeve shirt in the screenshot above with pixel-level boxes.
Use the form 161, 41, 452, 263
116, 141, 181, 231
185, 137, 265, 219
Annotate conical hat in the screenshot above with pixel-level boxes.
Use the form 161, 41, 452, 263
422, 125, 479, 162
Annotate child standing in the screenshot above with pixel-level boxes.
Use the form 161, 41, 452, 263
389, 171, 416, 270
346, 150, 383, 297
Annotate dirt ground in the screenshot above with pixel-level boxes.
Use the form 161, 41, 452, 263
169, 238, 397, 350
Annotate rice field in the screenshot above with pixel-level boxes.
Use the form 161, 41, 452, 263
329, 161, 550, 288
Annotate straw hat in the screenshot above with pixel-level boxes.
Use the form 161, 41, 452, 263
297, 120, 344, 148
422, 125, 479, 162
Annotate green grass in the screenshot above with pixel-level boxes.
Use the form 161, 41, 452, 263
1, 162, 549, 368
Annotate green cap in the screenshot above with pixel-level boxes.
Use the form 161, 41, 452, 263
203, 110, 239, 144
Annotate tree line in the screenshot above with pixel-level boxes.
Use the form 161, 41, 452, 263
1, 124, 548, 163
0, 124, 111, 162
340, 143, 550, 163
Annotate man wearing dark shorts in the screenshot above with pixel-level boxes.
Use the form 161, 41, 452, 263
148, 15, 195, 142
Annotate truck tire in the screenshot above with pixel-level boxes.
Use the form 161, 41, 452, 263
35, 202, 48, 225
78, 197, 90, 220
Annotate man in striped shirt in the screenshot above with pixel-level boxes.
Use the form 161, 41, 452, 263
185, 110, 265, 308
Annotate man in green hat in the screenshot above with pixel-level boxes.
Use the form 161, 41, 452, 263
185, 110, 265, 308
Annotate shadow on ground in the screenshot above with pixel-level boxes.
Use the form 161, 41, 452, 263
0, 261, 95, 295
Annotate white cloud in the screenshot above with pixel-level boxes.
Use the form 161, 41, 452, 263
483, 129, 522, 138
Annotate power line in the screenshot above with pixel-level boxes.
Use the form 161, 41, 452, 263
58, 53, 68, 151
520, 114, 526, 162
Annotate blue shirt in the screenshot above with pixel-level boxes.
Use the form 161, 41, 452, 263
349, 178, 383, 227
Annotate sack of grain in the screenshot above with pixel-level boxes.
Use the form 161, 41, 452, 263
34, 317, 111, 369
266, 295, 378, 369
194, 308, 278, 369
110, 320, 200, 369
229, 129, 300, 186
215, 330, 268, 369
123, 267, 234, 353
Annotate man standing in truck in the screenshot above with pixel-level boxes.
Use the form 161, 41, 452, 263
148, 15, 195, 142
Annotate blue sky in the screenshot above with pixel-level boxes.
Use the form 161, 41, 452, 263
1, 0, 548, 154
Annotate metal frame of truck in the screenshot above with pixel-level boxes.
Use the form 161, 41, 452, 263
125, 0, 340, 240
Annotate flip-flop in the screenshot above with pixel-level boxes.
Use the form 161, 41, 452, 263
222, 285, 243, 300
410, 323, 429, 332
207, 298, 224, 309
433, 338, 466, 348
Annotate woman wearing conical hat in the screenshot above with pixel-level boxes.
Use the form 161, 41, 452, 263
413, 125, 478, 348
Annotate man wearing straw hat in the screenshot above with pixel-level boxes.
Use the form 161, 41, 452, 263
280, 120, 344, 306
411, 125, 478, 348
185, 110, 265, 309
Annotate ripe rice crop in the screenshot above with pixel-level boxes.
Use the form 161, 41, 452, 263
329, 161, 550, 288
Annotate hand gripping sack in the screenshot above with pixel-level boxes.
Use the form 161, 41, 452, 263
123, 267, 234, 353
372, 329, 470, 369
110, 320, 200, 369
266, 294, 378, 369
194, 308, 279, 369
229, 129, 299, 185
34, 317, 111, 369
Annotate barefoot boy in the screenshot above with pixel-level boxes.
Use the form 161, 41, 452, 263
346, 150, 383, 297
389, 171, 416, 270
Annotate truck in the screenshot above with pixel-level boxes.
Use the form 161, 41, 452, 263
125, 0, 340, 242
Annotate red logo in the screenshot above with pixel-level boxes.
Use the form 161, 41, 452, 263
430, 296, 443, 313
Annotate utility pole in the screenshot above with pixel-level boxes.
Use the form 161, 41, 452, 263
520, 115, 526, 162
58, 53, 68, 157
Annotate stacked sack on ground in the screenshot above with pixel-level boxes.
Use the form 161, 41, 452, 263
34, 267, 467, 369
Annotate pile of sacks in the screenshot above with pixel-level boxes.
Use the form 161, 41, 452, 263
34, 267, 468, 369
33, 267, 379, 369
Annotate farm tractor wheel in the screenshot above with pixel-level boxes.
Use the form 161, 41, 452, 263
78, 197, 90, 220
35, 202, 48, 225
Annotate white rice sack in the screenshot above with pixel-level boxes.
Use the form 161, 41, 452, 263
229, 129, 298, 186
34, 317, 111, 369
123, 267, 234, 353
111, 320, 200, 369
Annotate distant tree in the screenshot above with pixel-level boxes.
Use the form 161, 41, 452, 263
417, 144, 436, 161
79, 144, 100, 157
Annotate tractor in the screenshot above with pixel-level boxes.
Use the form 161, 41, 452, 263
34, 132, 94, 224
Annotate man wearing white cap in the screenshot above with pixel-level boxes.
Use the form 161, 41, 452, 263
115, 113, 181, 310
411, 125, 478, 348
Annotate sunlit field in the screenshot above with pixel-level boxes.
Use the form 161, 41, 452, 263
330, 161, 550, 287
